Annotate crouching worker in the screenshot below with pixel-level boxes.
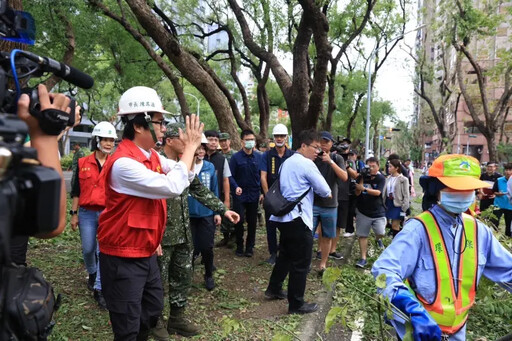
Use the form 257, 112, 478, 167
372, 154, 512, 340
97, 86, 203, 341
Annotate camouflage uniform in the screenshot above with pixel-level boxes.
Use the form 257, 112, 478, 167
158, 125, 227, 309
219, 133, 237, 238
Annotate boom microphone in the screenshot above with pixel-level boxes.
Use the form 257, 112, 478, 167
20, 51, 94, 89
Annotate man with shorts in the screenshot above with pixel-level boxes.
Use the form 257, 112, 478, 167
354, 157, 386, 268
312, 132, 347, 275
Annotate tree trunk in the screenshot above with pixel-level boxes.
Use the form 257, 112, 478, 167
346, 93, 364, 139
487, 134, 497, 162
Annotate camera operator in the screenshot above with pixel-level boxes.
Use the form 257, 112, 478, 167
354, 157, 386, 268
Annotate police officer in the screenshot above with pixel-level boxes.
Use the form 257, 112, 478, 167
260, 124, 294, 264
372, 154, 512, 340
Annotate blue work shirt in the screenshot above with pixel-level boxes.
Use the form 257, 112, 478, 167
269, 153, 331, 229
493, 176, 512, 210
188, 160, 218, 218
372, 204, 512, 340
229, 149, 262, 203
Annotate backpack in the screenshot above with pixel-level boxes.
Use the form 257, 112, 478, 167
1, 264, 61, 340
263, 171, 311, 217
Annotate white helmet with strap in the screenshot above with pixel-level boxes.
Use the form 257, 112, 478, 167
92, 121, 117, 139
272, 123, 288, 136
118, 86, 170, 118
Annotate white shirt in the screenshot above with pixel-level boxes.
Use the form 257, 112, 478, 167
223, 158, 232, 177
110, 146, 194, 200
194, 160, 203, 176
387, 175, 398, 196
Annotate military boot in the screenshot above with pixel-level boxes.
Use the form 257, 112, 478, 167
149, 316, 169, 341
167, 307, 200, 337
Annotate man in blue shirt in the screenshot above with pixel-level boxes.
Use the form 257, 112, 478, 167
492, 163, 512, 237
260, 124, 294, 264
265, 130, 331, 315
230, 129, 263, 257
372, 154, 512, 340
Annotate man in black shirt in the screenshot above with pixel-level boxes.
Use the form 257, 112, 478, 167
354, 157, 386, 268
478, 161, 502, 213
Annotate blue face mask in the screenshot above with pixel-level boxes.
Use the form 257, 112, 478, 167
439, 190, 476, 214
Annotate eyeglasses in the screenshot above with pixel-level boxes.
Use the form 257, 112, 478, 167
151, 120, 166, 127
307, 144, 321, 153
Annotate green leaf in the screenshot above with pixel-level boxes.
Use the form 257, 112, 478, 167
402, 321, 414, 341
81, 325, 92, 331
272, 332, 293, 341
375, 273, 387, 289
325, 306, 343, 333
221, 316, 240, 337
323, 267, 342, 290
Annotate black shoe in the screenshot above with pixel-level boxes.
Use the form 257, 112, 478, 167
204, 276, 215, 291
288, 302, 318, 315
87, 272, 96, 292
329, 252, 344, 260
215, 237, 228, 248
235, 249, 244, 257
264, 288, 287, 300
93, 289, 107, 310
315, 251, 322, 260
317, 268, 325, 278
244, 250, 253, 257
266, 253, 277, 265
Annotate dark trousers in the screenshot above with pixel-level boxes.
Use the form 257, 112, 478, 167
190, 216, 215, 277
480, 198, 494, 213
265, 210, 278, 255
345, 195, 357, 233
234, 201, 259, 252
9, 235, 29, 266
100, 253, 163, 341
267, 217, 313, 310
494, 208, 512, 236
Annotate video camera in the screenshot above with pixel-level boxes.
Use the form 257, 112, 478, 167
0, 7, 93, 252
330, 135, 350, 154
358, 165, 372, 182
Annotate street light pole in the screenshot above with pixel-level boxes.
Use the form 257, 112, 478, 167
365, 24, 426, 160
184, 92, 201, 117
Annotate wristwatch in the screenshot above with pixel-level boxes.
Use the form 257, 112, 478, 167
69, 210, 78, 216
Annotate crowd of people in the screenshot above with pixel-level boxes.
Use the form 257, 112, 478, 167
10, 84, 512, 341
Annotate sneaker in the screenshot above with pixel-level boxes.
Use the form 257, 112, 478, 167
235, 249, 244, 257
266, 253, 277, 265
355, 259, 367, 268
315, 251, 322, 260
343, 232, 354, 237
204, 276, 215, 291
264, 288, 287, 300
93, 289, 107, 310
329, 252, 344, 260
377, 240, 385, 250
244, 249, 253, 258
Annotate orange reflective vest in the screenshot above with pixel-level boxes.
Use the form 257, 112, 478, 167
410, 211, 478, 335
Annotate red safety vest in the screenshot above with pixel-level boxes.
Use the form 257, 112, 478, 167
97, 139, 167, 258
77, 153, 108, 210
411, 211, 478, 335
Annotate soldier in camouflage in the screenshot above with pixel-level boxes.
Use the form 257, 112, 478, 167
151, 122, 239, 340
217, 132, 237, 247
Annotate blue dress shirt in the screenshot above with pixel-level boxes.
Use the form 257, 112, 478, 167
372, 205, 512, 340
269, 153, 331, 229
229, 149, 262, 203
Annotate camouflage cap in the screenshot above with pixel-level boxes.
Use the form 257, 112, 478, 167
164, 122, 185, 138
219, 132, 230, 140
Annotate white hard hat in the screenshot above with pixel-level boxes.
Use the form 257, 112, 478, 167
201, 133, 208, 144
118, 86, 170, 117
272, 123, 288, 136
92, 121, 117, 139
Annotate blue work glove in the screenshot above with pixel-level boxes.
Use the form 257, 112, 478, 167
391, 288, 442, 341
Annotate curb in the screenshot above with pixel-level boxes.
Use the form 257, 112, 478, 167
298, 236, 357, 341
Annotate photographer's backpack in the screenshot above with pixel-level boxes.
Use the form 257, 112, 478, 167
1, 264, 61, 340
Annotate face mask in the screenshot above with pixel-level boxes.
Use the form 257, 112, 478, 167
275, 141, 285, 147
244, 141, 255, 149
439, 190, 475, 214
197, 156, 204, 160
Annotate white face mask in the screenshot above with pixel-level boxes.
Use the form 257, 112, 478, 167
275, 141, 285, 147
197, 155, 204, 160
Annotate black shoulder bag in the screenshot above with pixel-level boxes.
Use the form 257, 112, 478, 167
263, 169, 311, 217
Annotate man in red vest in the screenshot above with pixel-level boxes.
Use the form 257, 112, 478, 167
97, 86, 203, 341
372, 154, 512, 340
